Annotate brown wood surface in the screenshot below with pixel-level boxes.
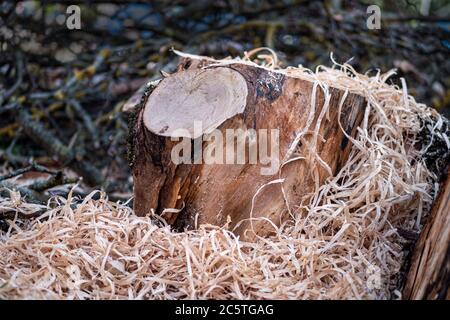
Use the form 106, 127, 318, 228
129, 58, 366, 239
403, 166, 450, 299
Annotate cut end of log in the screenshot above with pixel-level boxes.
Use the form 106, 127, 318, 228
143, 68, 248, 138
129, 56, 367, 240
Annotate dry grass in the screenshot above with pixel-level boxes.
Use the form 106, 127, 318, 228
0, 50, 446, 299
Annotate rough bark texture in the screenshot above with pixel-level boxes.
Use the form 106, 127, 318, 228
403, 166, 450, 299
129, 58, 366, 239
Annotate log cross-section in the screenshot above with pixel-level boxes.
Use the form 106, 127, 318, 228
129, 58, 366, 239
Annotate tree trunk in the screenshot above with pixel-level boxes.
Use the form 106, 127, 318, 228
403, 166, 450, 299
128, 57, 366, 239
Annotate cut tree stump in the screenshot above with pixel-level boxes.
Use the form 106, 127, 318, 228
128, 57, 366, 239
403, 165, 450, 299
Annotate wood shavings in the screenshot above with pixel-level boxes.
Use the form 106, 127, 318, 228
0, 51, 447, 300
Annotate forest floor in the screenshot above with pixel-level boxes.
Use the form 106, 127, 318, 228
1, 1, 449, 198
0, 1, 449, 300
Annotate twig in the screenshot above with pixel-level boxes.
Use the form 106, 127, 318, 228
0, 131, 28, 165
28, 172, 79, 192
16, 108, 104, 186
0, 162, 56, 182
2, 52, 24, 102
68, 99, 100, 147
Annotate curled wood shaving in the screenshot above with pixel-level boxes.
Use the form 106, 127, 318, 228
0, 50, 447, 300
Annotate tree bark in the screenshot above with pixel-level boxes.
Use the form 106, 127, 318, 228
128, 57, 366, 239
403, 166, 450, 299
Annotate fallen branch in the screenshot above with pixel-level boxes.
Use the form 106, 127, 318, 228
0, 162, 56, 182
16, 108, 104, 186
27, 172, 79, 192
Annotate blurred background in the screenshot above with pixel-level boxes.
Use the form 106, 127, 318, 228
0, 0, 449, 201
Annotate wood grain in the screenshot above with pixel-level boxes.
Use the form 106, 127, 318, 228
403, 166, 450, 299
129, 58, 366, 239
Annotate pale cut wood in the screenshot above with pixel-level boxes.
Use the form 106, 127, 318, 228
144, 68, 248, 138
403, 166, 450, 299
129, 57, 366, 240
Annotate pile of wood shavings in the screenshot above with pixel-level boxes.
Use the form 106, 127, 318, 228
0, 51, 447, 299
